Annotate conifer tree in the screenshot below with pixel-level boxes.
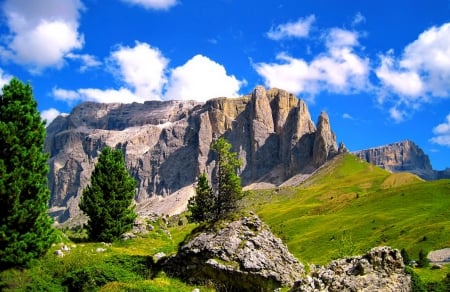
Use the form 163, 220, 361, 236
211, 137, 242, 220
79, 147, 137, 242
0, 78, 55, 269
187, 172, 215, 223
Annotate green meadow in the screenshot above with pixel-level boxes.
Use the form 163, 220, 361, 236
1, 153, 449, 290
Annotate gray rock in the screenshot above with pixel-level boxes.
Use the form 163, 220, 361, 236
290, 246, 411, 292
164, 215, 304, 291
45, 87, 339, 224
353, 140, 448, 180
54, 250, 64, 257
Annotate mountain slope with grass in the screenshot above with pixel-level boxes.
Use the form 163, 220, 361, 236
242, 153, 450, 265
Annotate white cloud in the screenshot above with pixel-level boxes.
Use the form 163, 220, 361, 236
376, 22, 450, 119
389, 107, 406, 123
0, 68, 13, 90
66, 53, 102, 72
342, 113, 353, 120
109, 42, 168, 100
41, 108, 65, 125
352, 12, 366, 26
165, 54, 243, 101
255, 29, 369, 98
430, 114, 450, 147
121, 0, 177, 10
53, 43, 243, 104
1, 0, 84, 71
267, 15, 315, 40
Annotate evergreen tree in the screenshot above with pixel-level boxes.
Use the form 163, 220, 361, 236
0, 78, 55, 269
79, 147, 137, 242
417, 249, 429, 268
211, 137, 242, 220
401, 248, 410, 265
187, 172, 216, 223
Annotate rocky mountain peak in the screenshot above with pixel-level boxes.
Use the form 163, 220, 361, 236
46, 86, 339, 224
353, 140, 442, 180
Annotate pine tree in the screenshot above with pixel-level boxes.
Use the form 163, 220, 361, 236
211, 137, 242, 220
79, 147, 137, 242
0, 78, 55, 269
187, 172, 216, 223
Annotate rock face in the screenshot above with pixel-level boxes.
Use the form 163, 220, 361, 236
164, 214, 305, 291
45, 87, 338, 223
291, 246, 411, 292
353, 140, 446, 180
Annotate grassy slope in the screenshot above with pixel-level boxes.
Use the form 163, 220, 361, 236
242, 154, 450, 265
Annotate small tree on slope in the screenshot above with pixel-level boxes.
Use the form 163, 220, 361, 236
79, 147, 137, 242
0, 78, 55, 269
188, 137, 243, 223
188, 172, 216, 222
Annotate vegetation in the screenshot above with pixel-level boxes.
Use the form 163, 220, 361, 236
0, 221, 214, 291
0, 78, 55, 269
80, 147, 137, 242
188, 137, 243, 223
188, 172, 215, 222
242, 154, 450, 265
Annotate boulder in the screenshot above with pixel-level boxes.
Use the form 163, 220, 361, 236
164, 214, 304, 291
290, 246, 411, 292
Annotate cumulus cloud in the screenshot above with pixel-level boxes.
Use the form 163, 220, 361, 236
1, 0, 84, 71
352, 12, 366, 26
121, 0, 177, 10
53, 43, 244, 104
342, 113, 353, 120
255, 29, 369, 98
165, 55, 243, 101
376, 23, 450, 120
109, 42, 169, 100
41, 108, 67, 125
430, 114, 450, 147
267, 15, 315, 40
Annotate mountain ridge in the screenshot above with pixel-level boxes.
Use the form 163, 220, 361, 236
45, 86, 341, 224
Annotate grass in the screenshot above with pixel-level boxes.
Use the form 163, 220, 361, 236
0, 221, 214, 291
2, 153, 449, 290
242, 154, 450, 266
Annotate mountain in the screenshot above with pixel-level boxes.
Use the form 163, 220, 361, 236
353, 140, 450, 180
45, 86, 342, 224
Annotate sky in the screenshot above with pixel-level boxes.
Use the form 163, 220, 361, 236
0, 0, 450, 170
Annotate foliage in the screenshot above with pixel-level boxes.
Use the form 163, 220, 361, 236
211, 137, 243, 220
0, 78, 55, 269
405, 266, 426, 292
401, 248, 411, 266
0, 223, 213, 291
417, 249, 430, 268
187, 172, 216, 223
79, 147, 137, 242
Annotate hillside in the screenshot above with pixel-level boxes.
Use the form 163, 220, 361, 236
242, 153, 450, 264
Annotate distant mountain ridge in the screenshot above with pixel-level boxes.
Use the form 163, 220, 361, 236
353, 140, 450, 180
45, 86, 343, 224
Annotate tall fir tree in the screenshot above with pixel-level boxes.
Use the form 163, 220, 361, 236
187, 172, 216, 223
211, 137, 242, 220
0, 78, 55, 269
79, 147, 137, 242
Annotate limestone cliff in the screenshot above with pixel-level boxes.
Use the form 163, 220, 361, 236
45, 87, 338, 223
353, 140, 448, 180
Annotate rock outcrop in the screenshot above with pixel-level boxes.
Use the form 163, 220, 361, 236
291, 246, 411, 292
164, 214, 305, 291
45, 87, 339, 223
353, 140, 448, 180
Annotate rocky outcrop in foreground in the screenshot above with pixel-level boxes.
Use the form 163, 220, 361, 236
164, 214, 305, 291
46, 86, 340, 223
353, 140, 449, 180
291, 246, 411, 292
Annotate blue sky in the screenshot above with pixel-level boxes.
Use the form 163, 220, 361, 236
1, 0, 450, 170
